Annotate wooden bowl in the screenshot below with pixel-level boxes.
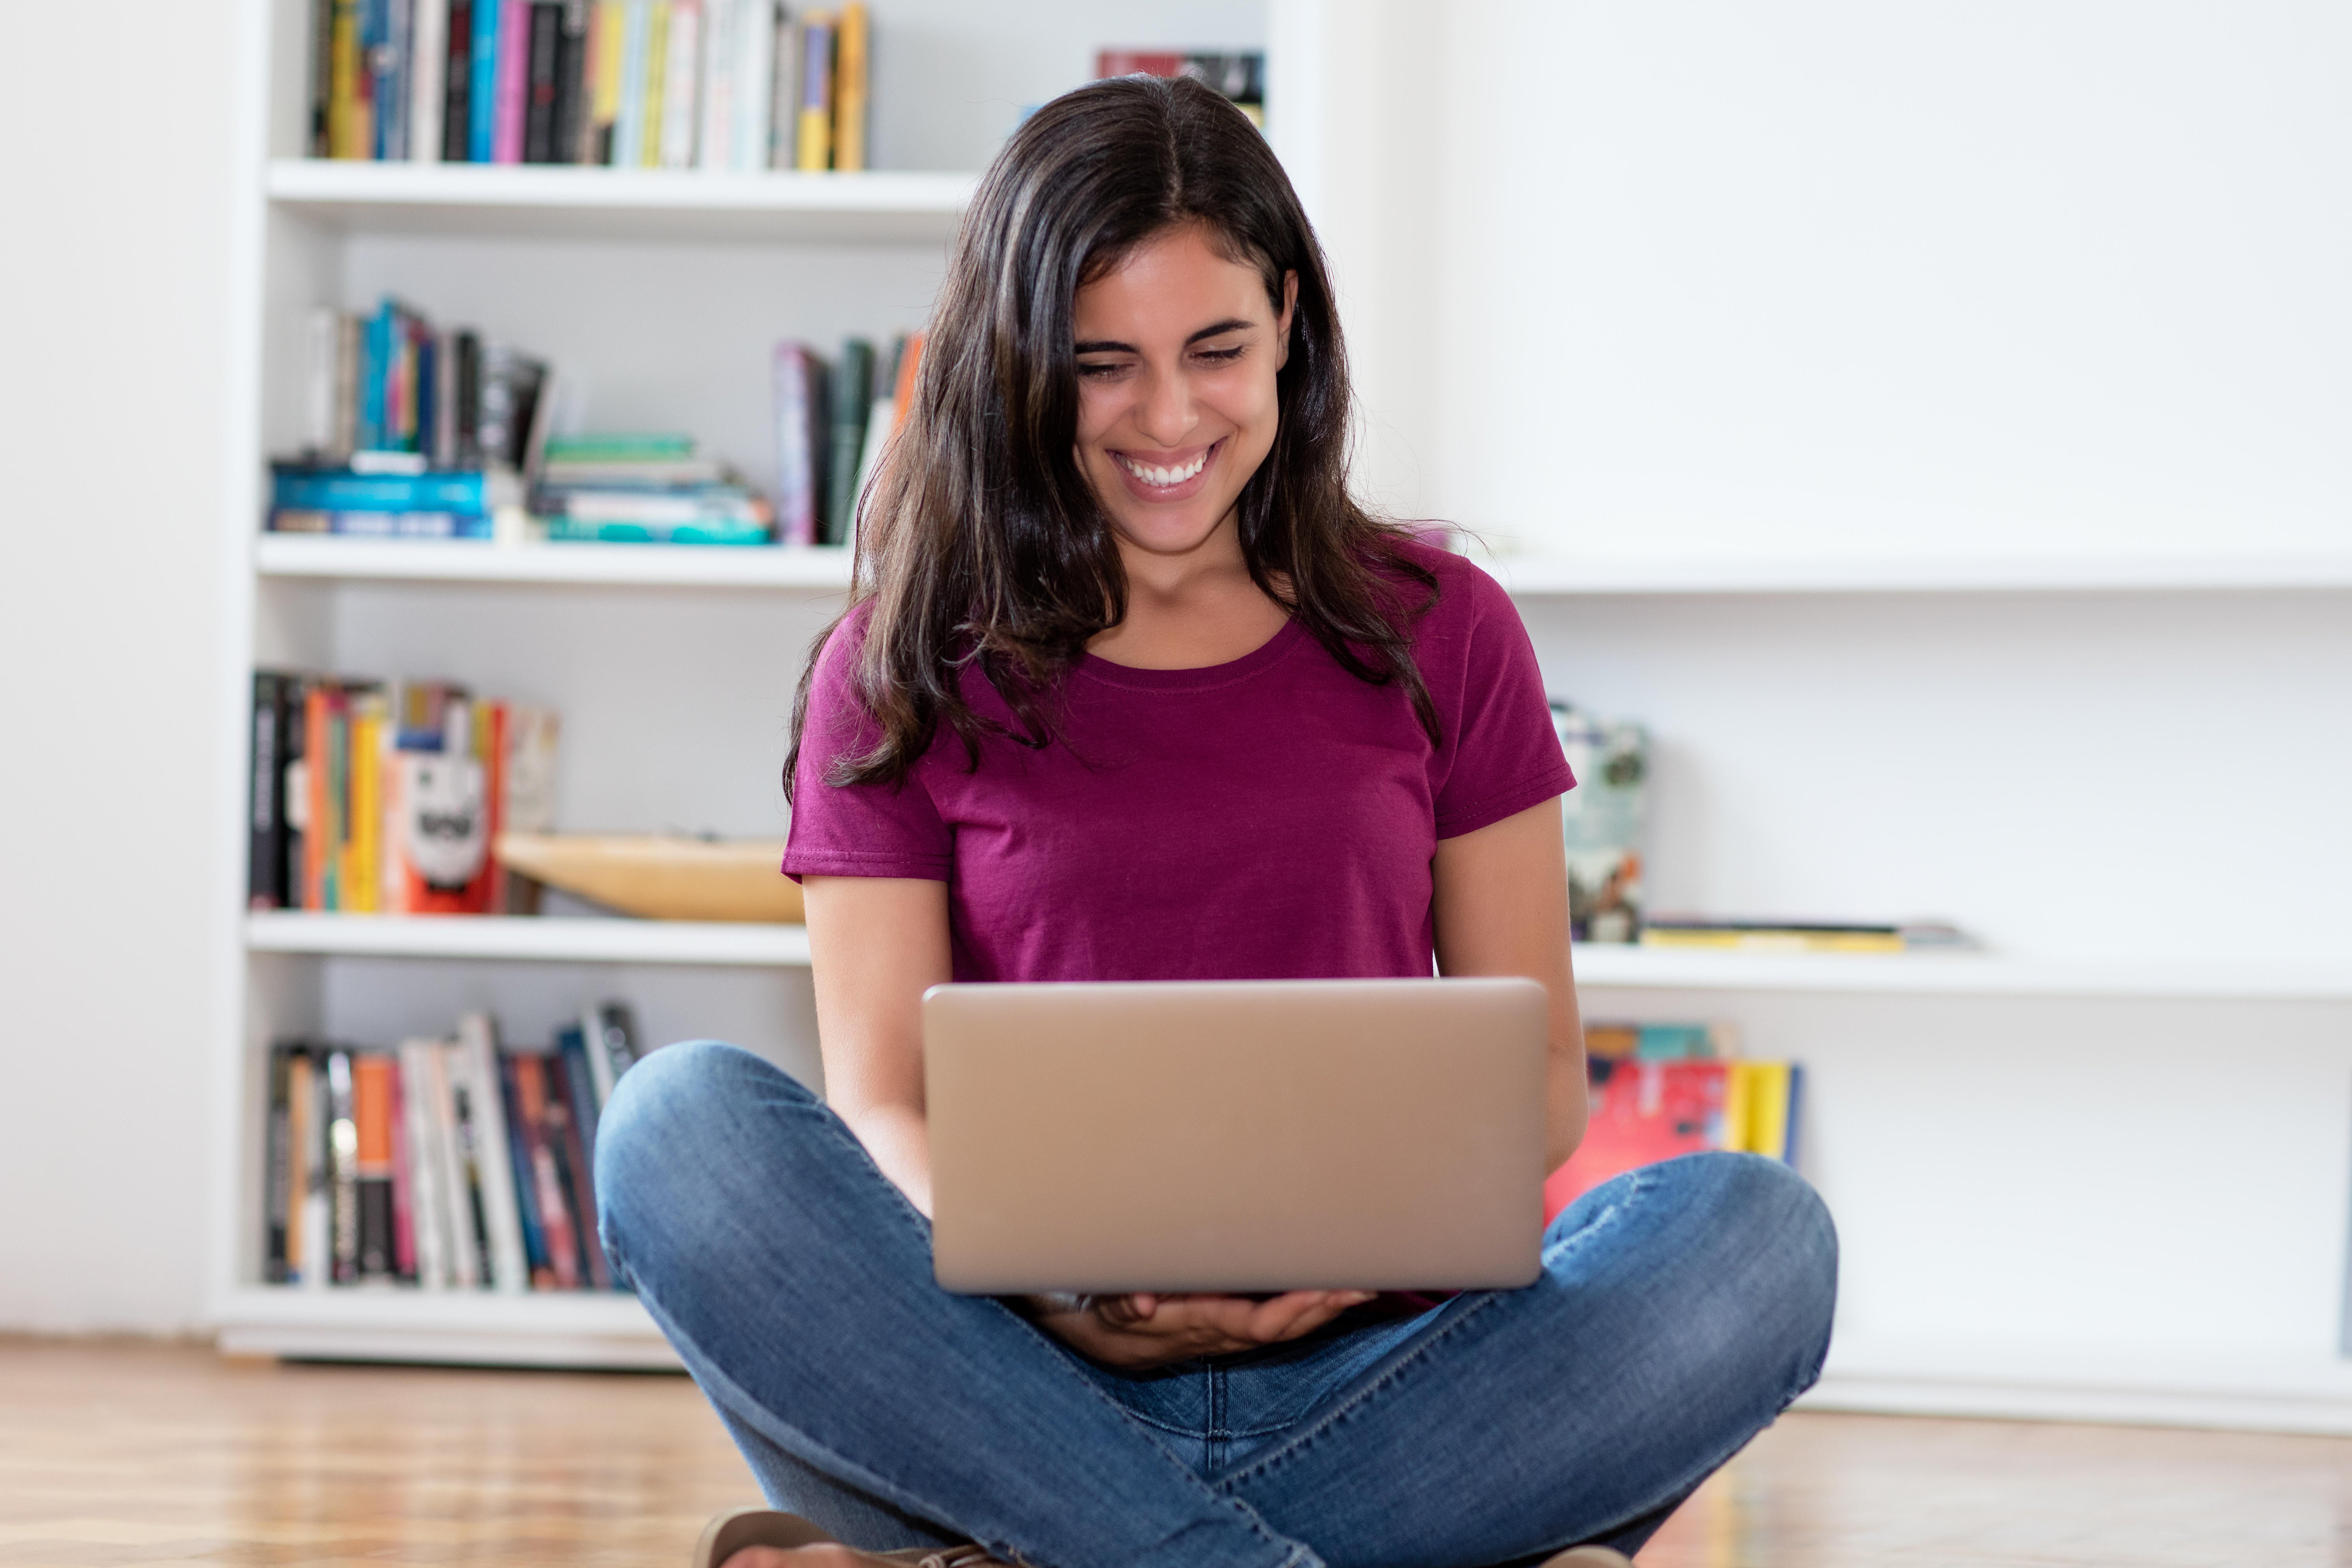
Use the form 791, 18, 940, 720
494, 833, 804, 923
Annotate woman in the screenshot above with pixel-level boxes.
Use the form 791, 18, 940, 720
597, 74, 1836, 1568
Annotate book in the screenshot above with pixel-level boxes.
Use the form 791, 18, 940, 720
442, 0, 473, 158
523, 1, 561, 161
730, 0, 773, 171
263, 1046, 297, 1282
768, 7, 800, 168
583, 1000, 642, 1111
352, 1052, 401, 1279
508, 1052, 581, 1288
793, 11, 831, 171
771, 342, 826, 546
271, 467, 491, 516
423, 1039, 486, 1287
639, 0, 669, 168
1551, 701, 1647, 943
397, 1039, 450, 1288
830, 2, 865, 171
546, 515, 775, 545
825, 338, 872, 543
1096, 50, 1266, 127
1637, 918, 1974, 954
468, 0, 500, 160
696, 0, 735, 171
612, 0, 650, 165
493, 0, 532, 162
249, 673, 291, 909
285, 1048, 318, 1285
309, 0, 336, 155
455, 1011, 530, 1292
552, 0, 591, 162
658, 0, 702, 167
554, 1027, 614, 1286
324, 1048, 363, 1284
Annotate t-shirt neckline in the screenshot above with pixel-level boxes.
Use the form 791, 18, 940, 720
1075, 617, 1308, 692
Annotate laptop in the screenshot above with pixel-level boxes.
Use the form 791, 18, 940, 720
923, 977, 1550, 1295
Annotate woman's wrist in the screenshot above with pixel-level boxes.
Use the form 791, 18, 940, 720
1007, 1292, 1096, 1320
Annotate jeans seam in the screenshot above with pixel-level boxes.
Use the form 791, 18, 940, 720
1212, 1166, 1659, 1494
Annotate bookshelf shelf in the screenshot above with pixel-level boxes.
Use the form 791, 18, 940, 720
1569, 945, 2352, 1001
1479, 549, 2352, 596
264, 158, 976, 243
245, 912, 813, 966
213, 1286, 676, 1368
254, 534, 855, 589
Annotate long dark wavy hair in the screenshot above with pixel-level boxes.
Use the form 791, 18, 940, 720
785, 73, 1441, 802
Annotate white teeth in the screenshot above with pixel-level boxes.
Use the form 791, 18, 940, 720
1116, 449, 1209, 488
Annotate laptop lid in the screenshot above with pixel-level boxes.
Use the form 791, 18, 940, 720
924, 977, 1549, 1295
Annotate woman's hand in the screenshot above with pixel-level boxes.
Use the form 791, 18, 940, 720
1027, 1291, 1376, 1369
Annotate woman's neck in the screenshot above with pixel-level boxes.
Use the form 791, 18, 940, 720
1087, 512, 1292, 671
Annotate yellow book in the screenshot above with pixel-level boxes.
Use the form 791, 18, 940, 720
831, 3, 868, 172
590, 0, 626, 154
641, 2, 670, 169
1719, 1062, 1754, 1155
796, 12, 834, 171
327, 0, 363, 159
345, 697, 384, 914
1640, 927, 1906, 955
1746, 1061, 1794, 1160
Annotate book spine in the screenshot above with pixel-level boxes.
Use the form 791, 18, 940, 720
494, 0, 531, 162
553, 0, 590, 162
383, 0, 412, 159
639, 1, 669, 168
396, 1042, 446, 1287
771, 342, 817, 546
793, 13, 829, 171
325, 1049, 361, 1284
468, 0, 499, 161
309, 0, 336, 155
513, 1054, 583, 1289
302, 685, 330, 910
263, 1045, 294, 1282
499, 1055, 552, 1287
443, 0, 474, 158
554, 1037, 613, 1287
523, 1, 559, 161
410, 0, 446, 160
328, 0, 363, 157
830, 1, 864, 172
825, 337, 872, 543
586, 0, 624, 162
767, 9, 798, 169
424, 1041, 483, 1288
456, 1013, 530, 1292
353, 1053, 399, 1279
284, 1049, 314, 1281
732, 0, 772, 171
348, 693, 383, 913
695, 0, 732, 171
249, 673, 284, 910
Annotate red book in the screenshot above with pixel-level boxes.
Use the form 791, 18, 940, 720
511, 1054, 582, 1289
1543, 1059, 1729, 1222
386, 1055, 417, 1281
493, 0, 531, 163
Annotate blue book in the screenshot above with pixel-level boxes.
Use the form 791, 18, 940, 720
363, 0, 391, 159
499, 1055, 550, 1279
272, 468, 489, 514
470, 0, 501, 162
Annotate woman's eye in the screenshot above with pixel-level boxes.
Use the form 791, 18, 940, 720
1076, 361, 1126, 379
1195, 346, 1245, 364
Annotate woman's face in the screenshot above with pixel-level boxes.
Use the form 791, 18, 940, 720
1070, 223, 1296, 562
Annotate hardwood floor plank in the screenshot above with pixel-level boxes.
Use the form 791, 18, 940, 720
9, 1336, 2352, 1566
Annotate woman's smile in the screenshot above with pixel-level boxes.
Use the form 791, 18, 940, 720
1108, 437, 1222, 501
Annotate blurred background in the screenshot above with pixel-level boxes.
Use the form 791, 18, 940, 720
0, 0, 2346, 1431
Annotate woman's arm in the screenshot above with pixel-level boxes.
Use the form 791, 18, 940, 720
802, 874, 954, 1216
1432, 796, 1590, 1171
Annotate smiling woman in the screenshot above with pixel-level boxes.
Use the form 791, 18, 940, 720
592, 72, 1837, 1568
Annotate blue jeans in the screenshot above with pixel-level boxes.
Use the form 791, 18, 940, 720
597, 1041, 1837, 1568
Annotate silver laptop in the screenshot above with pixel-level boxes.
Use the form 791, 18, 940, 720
924, 977, 1550, 1295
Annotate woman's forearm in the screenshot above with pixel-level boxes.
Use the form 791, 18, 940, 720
840, 1100, 936, 1218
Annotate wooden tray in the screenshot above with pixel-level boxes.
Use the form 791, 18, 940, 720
494, 833, 803, 924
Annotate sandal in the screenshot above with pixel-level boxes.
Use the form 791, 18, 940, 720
691, 1508, 1005, 1568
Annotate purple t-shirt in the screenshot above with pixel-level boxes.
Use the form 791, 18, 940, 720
783, 538, 1573, 982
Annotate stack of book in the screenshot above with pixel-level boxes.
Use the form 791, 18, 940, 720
1543, 1021, 1802, 1221
269, 298, 550, 539
536, 433, 774, 544
248, 672, 560, 914
1094, 51, 1265, 127
306, 0, 871, 172
263, 1005, 643, 1291
1639, 918, 1976, 954
773, 330, 918, 548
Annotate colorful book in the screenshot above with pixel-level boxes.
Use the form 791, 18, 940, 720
830, 2, 865, 172
456, 1011, 530, 1292
793, 11, 831, 171
352, 1052, 401, 1279
492, 0, 532, 161
468, 0, 500, 160
443, 0, 475, 158
658, 0, 701, 167
523, 1, 561, 160
770, 341, 826, 547
1551, 701, 1647, 944
585, 0, 625, 161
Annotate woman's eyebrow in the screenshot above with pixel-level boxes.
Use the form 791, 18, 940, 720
1071, 319, 1258, 356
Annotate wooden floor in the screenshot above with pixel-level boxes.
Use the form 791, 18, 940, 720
5, 1338, 2352, 1567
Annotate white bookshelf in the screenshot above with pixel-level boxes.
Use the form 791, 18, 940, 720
255, 534, 857, 589
246, 911, 813, 966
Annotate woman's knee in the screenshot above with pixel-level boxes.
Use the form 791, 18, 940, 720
595, 1040, 817, 1232
1684, 1152, 1839, 1359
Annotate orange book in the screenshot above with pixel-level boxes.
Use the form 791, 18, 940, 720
890, 332, 924, 436
351, 1054, 399, 1279
831, 4, 868, 172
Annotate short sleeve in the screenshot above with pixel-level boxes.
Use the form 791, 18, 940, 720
781, 610, 954, 882
1426, 558, 1576, 838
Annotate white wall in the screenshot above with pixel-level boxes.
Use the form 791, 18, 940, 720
0, 2, 241, 1332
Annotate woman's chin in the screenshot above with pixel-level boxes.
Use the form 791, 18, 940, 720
1107, 506, 1232, 559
